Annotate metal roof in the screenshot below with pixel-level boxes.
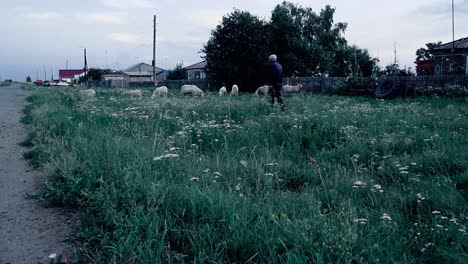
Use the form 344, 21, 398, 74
433, 37, 468, 50
124, 63, 164, 74
59, 69, 85, 78
184, 61, 207, 70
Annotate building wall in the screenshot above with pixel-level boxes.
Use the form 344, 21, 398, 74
128, 76, 152, 82
433, 51, 468, 75
187, 70, 206, 80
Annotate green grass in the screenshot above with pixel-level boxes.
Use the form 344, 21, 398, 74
23, 87, 468, 263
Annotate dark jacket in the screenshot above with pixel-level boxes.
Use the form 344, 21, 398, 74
268, 61, 283, 86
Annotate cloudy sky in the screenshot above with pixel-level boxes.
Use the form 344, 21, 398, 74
1, 0, 467, 80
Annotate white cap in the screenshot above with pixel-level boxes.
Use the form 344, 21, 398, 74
269, 54, 277, 62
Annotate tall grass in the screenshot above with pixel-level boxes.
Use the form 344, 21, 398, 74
23, 87, 468, 263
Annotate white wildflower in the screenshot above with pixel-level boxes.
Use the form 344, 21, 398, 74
353, 218, 368, 225
432, 211, 441, 215
240, 160, 248, 168
265, 173, 274, 177
190, 177, 200, 182
381, 213, 392, 221
353, 181, 366, 188
371, 184, 384, 193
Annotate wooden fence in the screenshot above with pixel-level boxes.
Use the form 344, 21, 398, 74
91, 74, 467, 96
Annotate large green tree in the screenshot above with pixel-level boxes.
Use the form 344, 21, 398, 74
203, 10, 270, 91
203, 2, 378, 91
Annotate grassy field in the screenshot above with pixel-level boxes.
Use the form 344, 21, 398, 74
22, 87, 467, 263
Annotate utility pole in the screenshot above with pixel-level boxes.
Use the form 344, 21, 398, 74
452, 0, 455, 50
43, 65, 46, 81
393, 41, 398, 65
84, 49, 88, 85
153, 14, 157, 86
51, 67, 54, 80
66, 59, 68, 69
106, 50, 108, 68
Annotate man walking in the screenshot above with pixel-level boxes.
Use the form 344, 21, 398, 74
267, 54, 285, 111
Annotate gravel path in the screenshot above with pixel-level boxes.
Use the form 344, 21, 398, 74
0, 84, 78, 264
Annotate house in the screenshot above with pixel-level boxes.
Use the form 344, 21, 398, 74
184, 61, 207, 80
124, 63, 165, 82
59, 69, 85, 83
430, 37, 468, 75
415, 59, 435, 75
102, 74, 128, 88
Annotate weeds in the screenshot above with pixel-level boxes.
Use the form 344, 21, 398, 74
23, 87, 468, 263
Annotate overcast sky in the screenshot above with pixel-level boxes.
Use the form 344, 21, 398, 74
1, 0, 467, 80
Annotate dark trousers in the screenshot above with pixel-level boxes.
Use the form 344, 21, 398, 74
268, 84, 284, 105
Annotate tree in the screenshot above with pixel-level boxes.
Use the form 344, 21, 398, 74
415, 41, 442, 61
203, 10, 270, 92
167, 63, 187, 80
26, 76, 32, 82
86, 68, 122, 81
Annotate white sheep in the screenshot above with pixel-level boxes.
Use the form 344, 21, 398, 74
125, 90, 143, 98
152, 86, 169, 98
255, 85, 270, 96
181, 85, 204, 96
230, 84, 239, 96
79, 89, 96, 99
219, 86, 227, 96
282, 84, 302, 93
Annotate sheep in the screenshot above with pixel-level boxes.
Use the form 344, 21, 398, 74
125, 90, 143, 98
230, 84, 239, 96
152, 86, 169, 98
219, 86, 227, 96
79, 89, 96, 99
181, 85, 204, 96
255, 85, 270, 96
282, 84, 302, 93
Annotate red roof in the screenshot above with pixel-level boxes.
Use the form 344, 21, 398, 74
59, 69, 85, 79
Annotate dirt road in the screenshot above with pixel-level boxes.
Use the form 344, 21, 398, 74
0, 84, 77, 264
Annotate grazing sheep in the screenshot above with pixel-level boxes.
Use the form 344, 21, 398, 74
181, 85, 204, 96
255, 85, 270, 96
152, 86, 169, 98
125, 90, 143, 98
219, 86, 227, 96
79, 89, 96, 99
230, 84, 239, 96
282, 84, 302, 93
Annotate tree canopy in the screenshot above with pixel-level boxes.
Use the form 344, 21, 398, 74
203, 1, 379, 91
167, 63, 187, 80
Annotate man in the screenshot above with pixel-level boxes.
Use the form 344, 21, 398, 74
267, 54, 285, 111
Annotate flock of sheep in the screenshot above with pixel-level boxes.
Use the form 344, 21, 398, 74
78, 83, 303, 99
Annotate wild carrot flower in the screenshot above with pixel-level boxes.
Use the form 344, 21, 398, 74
190, 177, 200, 182
353, 181, 366, 188
371, 184, 384, 193
381, 213, 392, 221
240, 160, 248, 168
353, 218, 368, 225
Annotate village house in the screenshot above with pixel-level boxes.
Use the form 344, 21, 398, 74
59, 69, 85, 83
430, 37, 468, 75
124, 62, 166, 82
184, 61, 207, 80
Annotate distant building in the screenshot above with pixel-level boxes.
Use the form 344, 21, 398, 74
415, 59, 435, 76
184, 61, 207, 80
124, 63, 165, 82
430, 37, 468, 75
59, 69, 85, 83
